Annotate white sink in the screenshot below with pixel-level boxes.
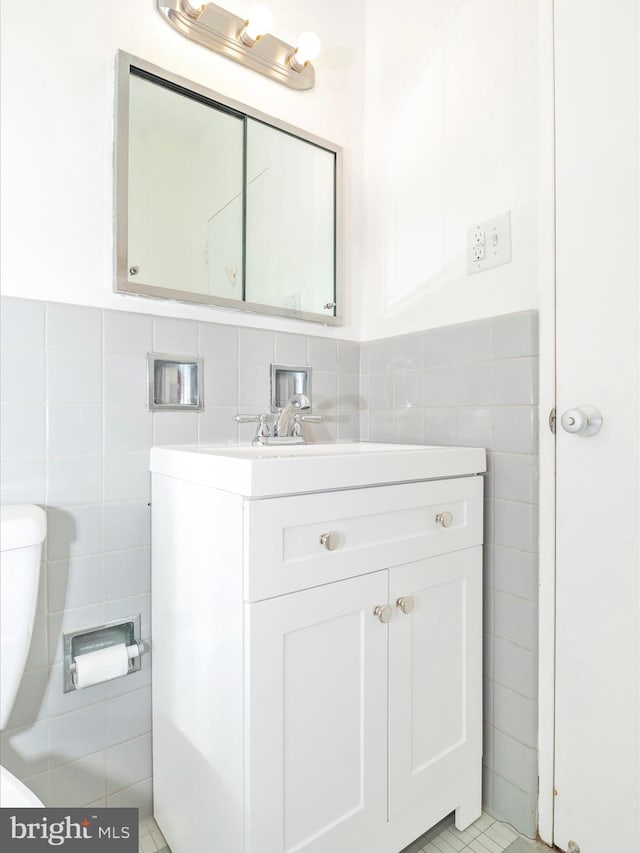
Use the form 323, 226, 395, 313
150, 442, 486, 497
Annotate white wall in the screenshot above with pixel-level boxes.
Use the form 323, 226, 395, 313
0, 0, 365, 337
0, 0, 549, 341
360, 0, 546, 339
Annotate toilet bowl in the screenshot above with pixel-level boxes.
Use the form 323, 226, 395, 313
0, 504, 47, 808
0, 765, 43, 807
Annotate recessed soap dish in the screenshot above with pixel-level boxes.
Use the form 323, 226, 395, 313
147, 352, 203, 411
270, 364, 312, 412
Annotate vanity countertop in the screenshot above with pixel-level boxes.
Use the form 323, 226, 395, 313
150, 442, 486, 498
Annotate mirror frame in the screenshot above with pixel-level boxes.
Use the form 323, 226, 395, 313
115, 51, 343, 325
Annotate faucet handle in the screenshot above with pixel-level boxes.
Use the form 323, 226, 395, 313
291, 413, 323, 438
233, 413, 273, 443
255, 413, 272, 437
233, 414, 260, 423
233, 413, 272, 426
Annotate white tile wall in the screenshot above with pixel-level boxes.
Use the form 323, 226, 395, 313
107, 732, 152, 795
152, 317, 198, 354
48, 751, 106, 807
274, 331, 308, 364
1, 297, 536, 836
361, 311, 539, 836
308, 336, 338, 371
0, 295, 362, 818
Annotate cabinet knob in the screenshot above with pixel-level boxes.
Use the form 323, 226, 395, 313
396, 595, 415, 615
435, 511, 453, 528
319, 531, 340, 551
373, 605, 392, 624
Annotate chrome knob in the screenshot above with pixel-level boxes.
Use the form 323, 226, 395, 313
374, 605, 392, 624
435, 511, 453, 528
396, 595, 415, 614
319, 531, 340, 551
560, 405, 603, 437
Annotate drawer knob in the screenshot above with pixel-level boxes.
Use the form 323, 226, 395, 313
319, 531, 340, 551
373, 605, 392, 624
396, 595, 415, 615
435, 511, 453, 528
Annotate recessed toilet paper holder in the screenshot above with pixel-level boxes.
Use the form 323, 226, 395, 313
63, 616, 145, 693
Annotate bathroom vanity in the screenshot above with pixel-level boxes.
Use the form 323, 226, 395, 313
150, 442, 485, 853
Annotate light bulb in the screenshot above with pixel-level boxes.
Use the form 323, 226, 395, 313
294, 31, 321, 65
241, 5, 273, 45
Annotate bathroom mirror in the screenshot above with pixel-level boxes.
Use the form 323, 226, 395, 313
115, 52, 342, 324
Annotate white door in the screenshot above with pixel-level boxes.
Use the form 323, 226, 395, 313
388, 549, 482, 820
554, 1, 639, 850
244, 572, 388, 853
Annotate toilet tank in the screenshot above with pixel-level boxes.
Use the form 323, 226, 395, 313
0, 505, 46, 729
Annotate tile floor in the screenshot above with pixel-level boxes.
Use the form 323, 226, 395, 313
138, 817, 169, 853
138, 811, 550, 853
407, 811, 548, 853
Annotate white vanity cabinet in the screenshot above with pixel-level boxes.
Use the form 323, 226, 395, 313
150, 443, 485, 853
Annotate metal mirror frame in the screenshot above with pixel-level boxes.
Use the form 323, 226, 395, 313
114, 51, 343, 325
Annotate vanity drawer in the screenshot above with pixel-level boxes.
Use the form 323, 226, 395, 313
243, 475, 483, 601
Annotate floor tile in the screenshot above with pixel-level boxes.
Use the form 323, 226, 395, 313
486, 822, 518, 847
151, 828, 167, 848
139, 817, 157, 837
473, 813, 497, 832
503, 839, 545, 852
139, 835, 158, 853
473, 833, 506, 853
437, 828, 466, 851
430, 836, 459, 853
451, 827, 481, 845
469, 839, 495, 853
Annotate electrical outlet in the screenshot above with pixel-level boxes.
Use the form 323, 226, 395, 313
467, 211, 512, 275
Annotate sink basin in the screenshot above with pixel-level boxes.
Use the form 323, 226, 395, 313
150, 441, 486, 497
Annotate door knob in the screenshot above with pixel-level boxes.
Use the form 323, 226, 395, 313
396, 596, 415, 614
435, 511, 453, 528
373, 605, 392, 623
560, 405, 603, 436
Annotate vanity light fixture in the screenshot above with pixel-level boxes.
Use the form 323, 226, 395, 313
156, 0, 319, 90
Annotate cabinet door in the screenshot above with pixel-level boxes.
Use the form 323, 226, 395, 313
388, 548, 482, 818
245, 572, 389, 853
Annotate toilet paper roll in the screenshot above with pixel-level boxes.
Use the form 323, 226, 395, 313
74, 643, 130, 689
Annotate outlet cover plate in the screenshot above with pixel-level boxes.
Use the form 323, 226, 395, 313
467, 211, 512, 275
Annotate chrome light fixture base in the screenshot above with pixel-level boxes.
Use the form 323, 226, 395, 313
156, 0, 316, 91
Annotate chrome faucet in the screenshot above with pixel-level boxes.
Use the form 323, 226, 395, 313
233, 393, 322, 445
274, 393, 311, 438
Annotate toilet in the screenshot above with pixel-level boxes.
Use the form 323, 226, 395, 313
0, 504, 47, 807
